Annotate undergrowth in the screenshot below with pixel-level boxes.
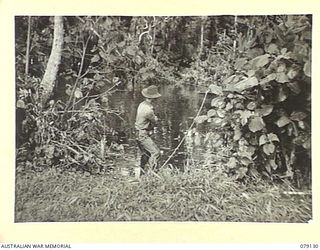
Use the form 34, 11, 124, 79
15, 163, 312, 222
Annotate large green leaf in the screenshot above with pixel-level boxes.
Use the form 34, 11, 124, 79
268, 133, 279, 142
207, 109, 216, 118
217, 110, 226, 118
260, 73, 277, 85
211, 97, 225, 108
263, 143, 275, 155
246, 70, 255, 77
235, 110, 253, 126
290, 111, 308, 121
241, 110, 254, 125
255, 104, 273, 117
194, 115, 208, 124
250, 54, 270, 68
248, 117, 265, 132
222, 75, 239, 85
276, 116, 291, 127
259, 134, 268, 146
239, 146, 253, 158
276, 72, 289, 83
211, 117, 224, 126
209, 84, 223, 95
16, 100, 26, 109
224, 84, 242, 93
277, 63, 286, 73
233, 128, 242, 141
259, 133, 279, 146
234, 77, 259, 91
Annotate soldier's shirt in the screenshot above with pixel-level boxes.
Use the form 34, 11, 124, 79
135, 101, 156, 131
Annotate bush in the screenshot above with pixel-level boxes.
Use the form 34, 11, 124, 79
184, 15, 311, 186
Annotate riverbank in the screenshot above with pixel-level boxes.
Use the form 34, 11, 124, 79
15, 164, 312, 222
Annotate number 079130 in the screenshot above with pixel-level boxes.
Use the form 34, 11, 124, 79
300, 244, 319, 248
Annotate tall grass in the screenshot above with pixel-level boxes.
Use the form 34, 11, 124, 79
15, 164, 312, 222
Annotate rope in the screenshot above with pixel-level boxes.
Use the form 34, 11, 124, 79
159, 89, 210, 169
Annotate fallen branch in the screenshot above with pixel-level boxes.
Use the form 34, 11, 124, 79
51, 140, 80, 155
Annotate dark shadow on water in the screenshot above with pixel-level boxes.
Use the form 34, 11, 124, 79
107, 83, 203, 169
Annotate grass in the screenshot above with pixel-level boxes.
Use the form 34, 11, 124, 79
15, 164, 312, 222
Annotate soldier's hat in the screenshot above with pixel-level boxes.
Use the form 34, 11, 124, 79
141, 85, 161, 98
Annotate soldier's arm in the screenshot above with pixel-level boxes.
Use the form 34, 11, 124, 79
146, 108, 158, 123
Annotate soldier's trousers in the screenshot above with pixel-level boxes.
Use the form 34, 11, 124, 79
136, 130, 160, 171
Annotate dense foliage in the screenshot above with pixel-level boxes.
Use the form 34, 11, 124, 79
189, 15, 311, 187
16, 15, 311, 194
16, 16, 234, 173
15, 14, 312, 222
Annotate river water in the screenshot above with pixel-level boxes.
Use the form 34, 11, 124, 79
108, 83, 209, 169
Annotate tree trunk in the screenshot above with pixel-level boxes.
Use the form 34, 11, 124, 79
25, 16, 32, 82
40, 16, 64, 105
233, 15, 238, 54
198, 16, 206, 59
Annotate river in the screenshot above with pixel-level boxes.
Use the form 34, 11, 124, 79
107, 83, 209, 170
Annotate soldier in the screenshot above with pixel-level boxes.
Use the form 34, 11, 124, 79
135, 85, 161, 174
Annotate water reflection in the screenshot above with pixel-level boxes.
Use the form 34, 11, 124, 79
108, 83, 203, 168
